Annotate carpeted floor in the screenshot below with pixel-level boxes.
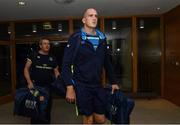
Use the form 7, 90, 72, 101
0, 98, 180, 124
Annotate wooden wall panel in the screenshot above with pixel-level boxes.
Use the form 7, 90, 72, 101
164, 5, 180, 106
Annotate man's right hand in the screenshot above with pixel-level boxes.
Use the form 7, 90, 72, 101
66, 85, 76, 103
28, 82, 34, 89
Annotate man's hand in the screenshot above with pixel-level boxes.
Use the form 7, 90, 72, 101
66, 85, 76, 103
39, 96, 45, 102
28, 82, 34, 89
111, 84, 120, 94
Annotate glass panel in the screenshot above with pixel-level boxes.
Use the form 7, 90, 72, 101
0, 23, 10, 41
104, 18, 132, 91
73, 19, 101, 32
137, 17, 161, 95
15, 41, 67, 88
16, 42, 38, 88
50, 41, 67, 68
15, 20, 69, 38
0, 45, 11, 96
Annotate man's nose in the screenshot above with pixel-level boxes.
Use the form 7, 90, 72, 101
93, 17, 97, 20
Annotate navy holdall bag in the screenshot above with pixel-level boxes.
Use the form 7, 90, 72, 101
105, 87, 135, 124
14, 86, 49, 120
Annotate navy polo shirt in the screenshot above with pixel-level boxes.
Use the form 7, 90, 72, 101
27, 52, 58, 86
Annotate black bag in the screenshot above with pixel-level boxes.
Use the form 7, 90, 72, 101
14, 86, 49, 120
105, 88, 135, 124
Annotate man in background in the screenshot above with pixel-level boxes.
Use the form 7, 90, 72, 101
24, 37, 60, 124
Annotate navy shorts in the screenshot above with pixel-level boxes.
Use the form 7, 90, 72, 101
75, 84, 106, 116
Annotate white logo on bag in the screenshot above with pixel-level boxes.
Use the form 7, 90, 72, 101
25, 100, 37, 109
111, 105, 118, 115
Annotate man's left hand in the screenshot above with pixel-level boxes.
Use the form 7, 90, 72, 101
111, 84, 120, 94
39, 96, 45, 102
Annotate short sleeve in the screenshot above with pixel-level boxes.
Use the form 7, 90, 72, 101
27, 52, 35, 62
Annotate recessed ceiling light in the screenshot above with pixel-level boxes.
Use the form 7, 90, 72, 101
139, 19, 144, 29
54, 0, 74, 4
58, 23, 62, 32
8, 26, 11, 34
18, 0, 26, 6
156, 7, 161, 10
112, 21, 117, 30
32, 25, 37, 33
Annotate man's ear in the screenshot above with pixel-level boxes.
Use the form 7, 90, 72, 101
39, 44, 42, 49
82, 18, 86, 24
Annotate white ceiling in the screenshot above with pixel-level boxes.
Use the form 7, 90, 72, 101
0, 0, 180, 21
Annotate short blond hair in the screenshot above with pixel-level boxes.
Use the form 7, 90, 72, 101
39, 37, 50, 45
83, 8, 97, 18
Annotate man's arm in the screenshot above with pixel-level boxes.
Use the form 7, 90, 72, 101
24, 59, 34, 89
61, 36, 77, 86
61, 35, 78, 103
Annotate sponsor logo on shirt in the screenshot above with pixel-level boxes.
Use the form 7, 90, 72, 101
35, 65, 53, 70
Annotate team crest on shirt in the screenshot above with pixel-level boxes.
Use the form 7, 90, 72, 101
66, 44, 70, 48
49, 57, 53, 61
37, 56, 40, 59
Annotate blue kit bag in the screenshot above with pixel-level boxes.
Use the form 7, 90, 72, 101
105, 88, 135, 124
14, 86, 49, 120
